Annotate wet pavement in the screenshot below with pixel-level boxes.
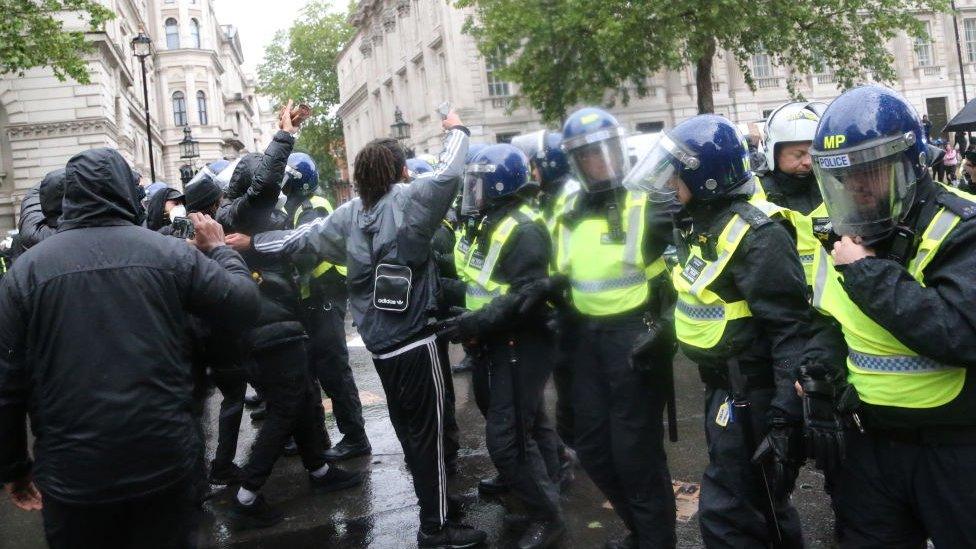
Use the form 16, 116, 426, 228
0, 320, 838, 548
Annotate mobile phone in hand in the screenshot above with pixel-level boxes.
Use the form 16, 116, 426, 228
437, 102, 451, 120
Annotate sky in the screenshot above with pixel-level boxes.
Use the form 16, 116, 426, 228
212, 0, 310, 75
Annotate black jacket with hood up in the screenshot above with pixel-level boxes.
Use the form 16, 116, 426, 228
16, 169, 66, 254
0, 147, 260, 504
215, 130, 305, 351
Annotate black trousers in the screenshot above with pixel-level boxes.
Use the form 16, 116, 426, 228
305, 301, 367, 440
573, 318, 676, 548
41, 479, 200, 549
699, 386, 803, 548
472, 334, 562, 520
373, 334, 451, 532
551, 310, 579, 448
210, 362, 247, 469
241, 341, 330, 491
832, 429, 976, 548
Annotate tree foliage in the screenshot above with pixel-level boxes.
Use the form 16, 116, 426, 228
457, 0, 952, 123
258, 1, 355, 186
0, 0, 115, 84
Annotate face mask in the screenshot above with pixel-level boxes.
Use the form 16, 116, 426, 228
169, 204, 187, 221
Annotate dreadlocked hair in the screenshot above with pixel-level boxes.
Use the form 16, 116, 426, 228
354, 141, 398, 210
373, 137, 407, 181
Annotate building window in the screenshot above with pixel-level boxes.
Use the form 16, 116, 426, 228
486, 53, 510, 97
966, 19, 976, 63
197, 91, 208, 125
165, 18, 179, 49
165, 0, 174, 3
172, 91, 187, 126
495, 132, 519, 144
751, 53, 773, 79
635, 121, 664, 133
914, 21, 934, 67
190, 19, 201, 48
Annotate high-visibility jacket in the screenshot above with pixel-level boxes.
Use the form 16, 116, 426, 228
556, 188, 665, 317
455, 203, 545, 311
672, 196, 787, 350
293, 196, 346, 299
755, 176, 832, 286
811, 202, 967, 409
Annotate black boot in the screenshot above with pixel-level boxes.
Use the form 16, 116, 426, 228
417, 524, 487, 548
308, 466, 364, 493
229, 494, 283, 530
451, 355, 474, 373
249, 404, 267, 421
477, 475, 509, 496
283, 437, 298, 456
517, 520, 565, 549
323, 435, 372, 462
209, 461, 242, 486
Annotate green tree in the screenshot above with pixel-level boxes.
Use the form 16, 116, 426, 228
457, 0, 951, 123
258, 1, 355, 186
0, 0, 114, 84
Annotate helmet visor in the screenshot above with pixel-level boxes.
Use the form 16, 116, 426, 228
623, 133, 696, 205
214, 158, 241, 191
461, 165, 490, 216
281, 164, 303, 195
813, 151, 916, 239
565, 128, 630, 193
186, 165, 217, 188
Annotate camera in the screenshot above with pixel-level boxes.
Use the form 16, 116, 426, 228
171, 217, 195, 240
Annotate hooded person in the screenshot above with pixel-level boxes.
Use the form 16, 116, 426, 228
214, 102, 363, 528
0, 147, 260, 549
145, 186, 186, 233
16, 169, 66, 254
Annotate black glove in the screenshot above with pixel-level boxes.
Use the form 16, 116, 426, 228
799, 364, 846, 474
517, 274, 569, 315
751, 416, 803, 500
432, 307, 468, 343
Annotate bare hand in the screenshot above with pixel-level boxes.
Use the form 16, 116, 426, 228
279, 100, 297, 134
831, 235, 875, 265
225, 233, 252, 252
795, 381, 805, 398
189, 212, 226, 253
441, 110, 462, 131
5, 476, 42, 511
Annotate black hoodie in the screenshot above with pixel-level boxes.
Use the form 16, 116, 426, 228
16, 169, 66, 254
0, 147, 260, 504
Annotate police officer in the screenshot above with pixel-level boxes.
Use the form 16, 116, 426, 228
282, 152, 371, 462
513, 130, 579, 485
625, 114, 811, 547
554, 108, 676, 548
758, 101, 831, 284
807, 85, 976, 547
440, 144, 564, 548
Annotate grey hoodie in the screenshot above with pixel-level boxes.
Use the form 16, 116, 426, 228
253, 127, 469, 352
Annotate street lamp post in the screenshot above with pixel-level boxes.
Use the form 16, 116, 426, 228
390, 107, 411, 148
179, 126, 200, 185
131, 31, 157, 184
952, 0, 970, 106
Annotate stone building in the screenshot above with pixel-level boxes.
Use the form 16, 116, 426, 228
336, 0, 976, 164
0, 0, 270, 232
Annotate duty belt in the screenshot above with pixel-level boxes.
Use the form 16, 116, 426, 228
698, 365, 773, 391
848, 349, 954, 373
